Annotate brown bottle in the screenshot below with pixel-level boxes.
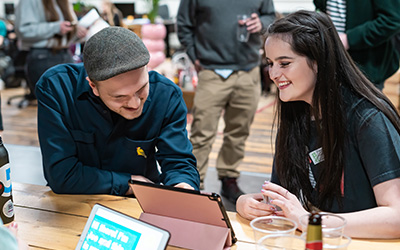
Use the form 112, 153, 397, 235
305, 212, 323, 250
0, 136, 14, 224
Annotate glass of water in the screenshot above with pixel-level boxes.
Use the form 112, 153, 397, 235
237, 14, 250, 42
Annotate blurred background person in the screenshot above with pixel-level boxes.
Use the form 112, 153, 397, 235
0, 221, 28, 250
14, 0, 87, 103
101, 0, 124, 27
314, 0, 400, 90
177, 0, 276, 204
0, 19, 6, 48
0, 18, 7, 132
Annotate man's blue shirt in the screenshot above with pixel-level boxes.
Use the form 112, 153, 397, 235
36, 63, 199, 195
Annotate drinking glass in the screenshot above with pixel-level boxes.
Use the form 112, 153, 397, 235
300, 213, 347, 247
251, 216, 298, 244
237, 14, 250, 42
257, 234, 306, 250
301, 234, 352, 250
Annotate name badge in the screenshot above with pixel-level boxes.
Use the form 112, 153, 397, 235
309, 147, 324, 165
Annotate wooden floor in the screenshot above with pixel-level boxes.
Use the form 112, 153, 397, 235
1, 74, 399, 176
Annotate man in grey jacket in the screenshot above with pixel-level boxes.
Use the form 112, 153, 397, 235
177, 0, 275, 203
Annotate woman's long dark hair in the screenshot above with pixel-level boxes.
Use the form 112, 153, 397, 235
269, 10, 400, 210
42, 0, 76, 49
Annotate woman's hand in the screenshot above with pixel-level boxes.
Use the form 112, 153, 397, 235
236, 193, 276, 221
262, 181, 308, 230
76, 25, 88, 39
60, 21, 73, 35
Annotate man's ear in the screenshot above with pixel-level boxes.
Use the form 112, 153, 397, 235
86, 76, 99, 97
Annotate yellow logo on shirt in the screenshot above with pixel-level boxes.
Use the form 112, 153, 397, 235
137, 147, 147, 158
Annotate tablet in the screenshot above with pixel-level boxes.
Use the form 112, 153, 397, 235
75, 204, 170, 250
128, 180, 237, 244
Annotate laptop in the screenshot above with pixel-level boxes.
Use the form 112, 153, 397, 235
128, 180, 237, 249
75, 204, 170, 250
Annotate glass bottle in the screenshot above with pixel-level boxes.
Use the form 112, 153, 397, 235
0, 136, 14, 224
305, 212, 323, 250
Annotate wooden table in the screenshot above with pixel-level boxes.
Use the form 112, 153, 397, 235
11, 182, 400, 250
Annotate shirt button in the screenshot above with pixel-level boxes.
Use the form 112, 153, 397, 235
103, 110, 107, 114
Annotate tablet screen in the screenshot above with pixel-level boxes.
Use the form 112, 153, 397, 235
75, 204, 170, 250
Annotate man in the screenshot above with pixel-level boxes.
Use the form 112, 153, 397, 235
314, 0, 400, 90
177, 0, 275, 203
36, 27, 199, 195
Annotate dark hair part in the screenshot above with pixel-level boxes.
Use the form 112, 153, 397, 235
268, 10, 400, 210
42, 0, 76, 49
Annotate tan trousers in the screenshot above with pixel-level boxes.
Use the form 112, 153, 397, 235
190, 67, 261, 186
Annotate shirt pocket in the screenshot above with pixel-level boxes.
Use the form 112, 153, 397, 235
123, 137, 158, 180
70, 129, 99, 166
123, 137, 157, 161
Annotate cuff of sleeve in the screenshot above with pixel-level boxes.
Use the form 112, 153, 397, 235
346, 30, 358, 49
111, 172, 131, 195
53, 21, 62, 35
165, 178, 200, 191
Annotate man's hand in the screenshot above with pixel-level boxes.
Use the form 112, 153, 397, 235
125, 175, 154, 195
194, 59, 203, 73
246, 13, 263, 33
174, 182, 195, 190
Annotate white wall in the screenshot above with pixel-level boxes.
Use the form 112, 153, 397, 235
274, 0, 315, 14
1, 0, 315, 19
0, 0, 16, 19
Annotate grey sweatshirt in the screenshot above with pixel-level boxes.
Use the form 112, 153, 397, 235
177, 0, 275, 70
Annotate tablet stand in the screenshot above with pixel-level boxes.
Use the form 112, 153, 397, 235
140, 212, 232, 250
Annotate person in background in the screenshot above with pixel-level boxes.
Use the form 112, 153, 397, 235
14, 0, 88, 102
101, 0, 124, 27
236, 10, 400, 239
177, 0, 276, 204
0, 19, 7, 132
36, 27, 199, 195
314, 0, 400, 90
0, 221, 28, 250
0, 19, 6, 47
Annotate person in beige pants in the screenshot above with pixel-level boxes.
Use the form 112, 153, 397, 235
191, 68, 261, 198
177, 0, 276, 203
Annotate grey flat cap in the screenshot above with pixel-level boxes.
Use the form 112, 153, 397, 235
83, 26, 150, 81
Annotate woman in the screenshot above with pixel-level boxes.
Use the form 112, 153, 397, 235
14, 0, 87, 100
236, 10, 400, 238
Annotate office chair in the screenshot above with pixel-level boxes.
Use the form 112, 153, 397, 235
4, 47, 30, 109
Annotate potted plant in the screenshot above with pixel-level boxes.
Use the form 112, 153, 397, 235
141, 0, 166, 69
146, 0, 160, 24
